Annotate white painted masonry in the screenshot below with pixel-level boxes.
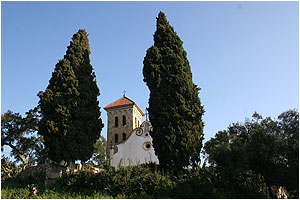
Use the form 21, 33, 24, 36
109, 121, 159, 168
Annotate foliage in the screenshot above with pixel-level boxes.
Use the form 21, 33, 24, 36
170, 168, 218, 198
1, 177, 113, 199
114, 165, 174, 197
55, 165, 173, 198
88, 135, 107, 167
277, 109, 299, 195
1, 156, 20, 181
38, 29, 104, 163
143, 11, 205, 172
204, 109, 299, 198
166, 166, 264, 199
1, 163, 270, 199
1, 108, 43, 167
1, 187, 32, 199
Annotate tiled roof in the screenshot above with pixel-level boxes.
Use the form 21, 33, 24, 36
104, 96, 145, 116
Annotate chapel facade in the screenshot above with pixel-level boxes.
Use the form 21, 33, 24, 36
104, 95, 159, 167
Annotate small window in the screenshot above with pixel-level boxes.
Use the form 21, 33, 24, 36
135, 117, 137, 128
122, 133, 126, 141
115, 116, 118, 127
115, 134, 118, 143
122, 115, 126, 126
138, 120, 140, 127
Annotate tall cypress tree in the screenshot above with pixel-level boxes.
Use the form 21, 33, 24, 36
39, 29, 103, 163
143, 12, 204, 172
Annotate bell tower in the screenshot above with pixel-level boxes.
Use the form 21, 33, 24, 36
104, 95, 144, 158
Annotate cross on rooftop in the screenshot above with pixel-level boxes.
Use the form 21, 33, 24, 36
122, 90, 127, 97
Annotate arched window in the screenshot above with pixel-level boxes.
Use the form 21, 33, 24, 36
115, 134, 118, 143
115, 116, 118, 127
135, 117, 137, 128
122, 115, 126, 126
122, 133, 126, 141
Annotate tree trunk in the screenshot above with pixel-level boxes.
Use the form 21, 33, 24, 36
18, 153, 28, 169
266, 184, 271, 199
68, 161, 75, 174
4, 142, 28, 169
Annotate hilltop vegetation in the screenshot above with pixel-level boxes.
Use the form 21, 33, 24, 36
2, 109, 298, 199
1, 164, 265, 199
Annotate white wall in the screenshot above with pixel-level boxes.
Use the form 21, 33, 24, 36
110, 121, 159, 168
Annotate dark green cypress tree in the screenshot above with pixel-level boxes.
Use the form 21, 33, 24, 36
143, 12, 204, 172
39, 29, 103, 163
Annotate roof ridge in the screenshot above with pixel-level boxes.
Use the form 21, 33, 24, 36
122, 95, 134, 103
104, 96, 134, 110
104, 96, 145, 116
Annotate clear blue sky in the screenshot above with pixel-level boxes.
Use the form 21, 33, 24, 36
2, 1, 299, 156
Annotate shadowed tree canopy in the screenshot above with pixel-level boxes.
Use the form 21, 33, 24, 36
204, 109, 299, 198
143, 12, 205, 172
38, 29, 103, 163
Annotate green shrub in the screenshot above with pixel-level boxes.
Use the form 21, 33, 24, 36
1, 182, 113, 199
129, 192, 155, 199
53, 165, 173, 198
2, 165, 268, 199
171, 173, 217, 198
1, 187, 31, 199
37, 189, 113, 199
108, 165, 173, 198
2, 176, 44, 198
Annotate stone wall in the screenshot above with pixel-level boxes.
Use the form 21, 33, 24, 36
106, 105, 133, 146
19, 163, 67, 186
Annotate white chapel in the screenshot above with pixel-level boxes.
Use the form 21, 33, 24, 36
104, 95, 159, 168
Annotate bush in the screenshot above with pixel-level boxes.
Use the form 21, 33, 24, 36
1, 175, 113, 199
113, 165, 173, 198
54, 165, 173, 198
1, 164, 267, 198
1, 187, 31, 199
1, 177, 40, 198
170, 171, 217, 198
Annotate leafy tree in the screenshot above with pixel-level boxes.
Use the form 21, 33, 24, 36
204, 109, 299, 198
89, 135, 107, 167
38, 29, 103, 164
143, 12, 204, 173
1, 155, 19, 181
1, 108, 43, 168
246, 114, 282, 189
243, 111, 298, 195
277, 110, 299, 196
